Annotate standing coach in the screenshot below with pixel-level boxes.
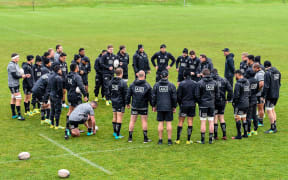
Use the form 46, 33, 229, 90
223, 48, 235, 87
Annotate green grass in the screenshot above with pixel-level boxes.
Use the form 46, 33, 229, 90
0, 3, 288, 179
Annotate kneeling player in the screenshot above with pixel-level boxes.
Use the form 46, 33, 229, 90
175, 70, 197, 144
195, 69, 220, 144
211, 69, 233, 140
232, 70, 250, 139
66, 63, 88, 134
152, 70, 177, 145
109, 68, 128, 139
68, 101, 98, 137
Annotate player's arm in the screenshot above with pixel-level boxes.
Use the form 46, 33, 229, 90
151, 53, 157, 67
169, 53, 176, 67
132, 54, 139, 73
226, 79, 233, 102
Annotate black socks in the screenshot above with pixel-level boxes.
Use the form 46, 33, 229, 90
16, 106, 21, 116
236, 121, 241, 137
220, 123, 226, 137
176, 126, 183, 140
11, 104, 16, 116
214, 124, 218, 138
143, 130, 148, 140
187, 126, 193, 141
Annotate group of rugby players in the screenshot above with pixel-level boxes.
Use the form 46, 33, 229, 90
7, 44, 281, 145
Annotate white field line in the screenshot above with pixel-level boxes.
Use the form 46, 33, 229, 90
39, 133, 112, 175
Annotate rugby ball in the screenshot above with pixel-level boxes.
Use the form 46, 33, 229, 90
19, 68, 24, 76
95, 125, 99, 131
18, 152, 30, 160
75, 87, 81, 93
113, 59, 119, 68
58, 169, 70, 178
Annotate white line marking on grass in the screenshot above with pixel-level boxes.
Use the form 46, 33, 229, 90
39, 134, 112, 175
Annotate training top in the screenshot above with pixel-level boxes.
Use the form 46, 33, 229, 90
254, 69, 265, 97
7, 61, 21, 87
69, 103, 95, 122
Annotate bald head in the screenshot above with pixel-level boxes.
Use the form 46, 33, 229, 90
138, 70, 146, 80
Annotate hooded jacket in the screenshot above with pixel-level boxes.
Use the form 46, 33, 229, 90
22, 62, 34, 89
32, 73, 51, 102
133, 50, 150, 73
117, 51, 129, 76
94, 54, 103, 74
212, 73, 233, 106
100, 52, 116, 75
151, 51, 176, 73
263, 67, 281, 99
53, 60, 68, 79
188, 56, 200, 79
152, 78, 177, 111
33, 63, 42, 82
196, 60, 214, 75
126, 79, 152, 110
41, 65, 51, 76
109, 77, 128, 108
240, 60, 248, 74
196, 76, 220, 108
176, 55, 190, 73
66, 71, 87, 100
225, 53, 235, 78
80, 54, 91, 73
177, 77, 198, 107
233, 78, 250, 108
48, 71, 63, 100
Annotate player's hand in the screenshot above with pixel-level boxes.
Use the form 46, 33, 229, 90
197, 74, 200, 77
26, 74, 31, 78
84, 97, 88, 102
80, 71, 84, 75
152, 107, 156, 112
120, 62, 123, 66
109, 67, 113, 71
126, 104, 131, 109
136, 73, 139, 77
22, 74, 26, 78
155, 66, 158, 70
147, 70, 151, 74
191, 72, 195, 76
176, 68, 179, 72
166, 66, 171, 70
173, 108, 176, 113
226, 101, 228, 104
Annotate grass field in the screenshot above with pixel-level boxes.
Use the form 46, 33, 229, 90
0, 1, 288, 179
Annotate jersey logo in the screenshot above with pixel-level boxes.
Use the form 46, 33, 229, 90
67, 78, 73, 85
190, 65, 195, 69
206, 84, 214, 91
244, 86, 250, 92
108, 60, 113, 64
112, 84, 119, 91
160, 59, 165, 63
180, 63, 186, 67
251, 83, 257, 89
159, 86, 168, 92
217, 81, 222, 87
135, 86, 144, 93
62, 67, 66, 72
37, 72, 41, 76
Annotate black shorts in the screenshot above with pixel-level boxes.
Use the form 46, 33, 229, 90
257, 96, 265, 104
9, 86, 20, 94
69, 120, 86, 129
199, 107, 215, 118
266, 98, 278, 109
113, 106, 125, 113
68, 98, 82, 107
34, 94, 45, 103
157, 111, 173, 121
131, 108, 148, 116
214, 104, 226, 115
234, 107, 248, 116
23, 87, 32, 95
179, 106, 195, 117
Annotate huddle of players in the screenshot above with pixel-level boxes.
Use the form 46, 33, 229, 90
7, 43, 281, 144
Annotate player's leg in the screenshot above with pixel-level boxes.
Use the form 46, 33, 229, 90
94, 74, 100, 101
251, 104, 258, 135
208, 116, 214, 144
219, 115, 227, 140
115, 111, 124, 139
246, 105, 252, 136
199, 119, 206, 144
128, 114, 137, 142
54, 99, 63, 129
257, 97, 265, 126
10, 92, 17, 119
71, 127, 80, 137
187, 117, 193, 144
14, 91, 24, 120
175, 116, 185, 144
214, 114, 219, 140
158, 121, 164, 145
141, 114, 151, 143
112, 110, 117, 137
232, 107, 242, 140
166, 121, 173, 145
62, 89, 68, 108
103, 74, 111, 105
242, 114, 248, 138
50, 99, 55, 128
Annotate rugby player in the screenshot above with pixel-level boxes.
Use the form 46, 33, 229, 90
94, 50, 106, 101
116, 45, 129, 82
132, 44, 151, 79
176, 48, 189, 85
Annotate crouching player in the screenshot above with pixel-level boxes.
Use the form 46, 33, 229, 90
31, 72, 51, 125
65, 63, 88, 137
175, 70, 198, 144
152, 70, 177, 145
109, 68, 128, 139
195, 69, 220, 144
232, 70, 250, 139
68, 101, 98, 137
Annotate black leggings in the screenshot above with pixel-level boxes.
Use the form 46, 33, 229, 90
50, 98, 62, 126
247, 104, 258, 131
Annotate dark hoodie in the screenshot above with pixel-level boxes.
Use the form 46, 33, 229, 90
240, 60, 248, 74
32, 73, 51, 102
246, 70, 259, 105
109, 77, 128, 108
117, 51, 129, 77
126, 79, 152, 110
196, 76, 220, 108
225, 53, 235, 78
22, 62, 34, 89
151, 51, 176, 73
233, 78, 250, 108
263, 67, 281, 99
133, 50, 150, 73
94, 54, 103, 74
33, 63, 42, 82
212, 73, 233, 106
100, 52, 116, 75
177, 76, 198, 107
66, 71, 87, 101
152, 78, 177, 111
176, 55, 190, 73
196, 60, 214, 75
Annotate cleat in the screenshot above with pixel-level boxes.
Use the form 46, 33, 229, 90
186, 140, 193, 145
251, 130, 258, 135
105, 101, 110, 106
87, 132, 93, 136
158, 139, 163, 145
12, 115, 18, 119
54, 126, 58, 130
144, 139, 152, 143
55, 126, 64, 130
214, 137, 219, 140
168, 140, 173, 146
209, 139, 213, 144
175, 140, 181, 144
17, 116, 25, 121
33, 109, 40, 114
41, 120, 45, 125
265, 129, 275, 134
50, 125, 54, 129
115, 135, 124, 139
65, 135, 69, 140
242, 134, 248, 138
232, 136, 242, 140
94, 97, 99, 102
109, 100, 112, 104
222, 136, 227, 140
258, 123, 264, 127
28, 111, 34, 116
113, 132, 117, 137
102, 97, 106, 101
128, 137, 133, 143
273, 128, 278, 133
79, 129, 85, 133
196, 140, 205, 144
62, 104, 69, 108
248, 132, 252, 137
44, 119, 51, 124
